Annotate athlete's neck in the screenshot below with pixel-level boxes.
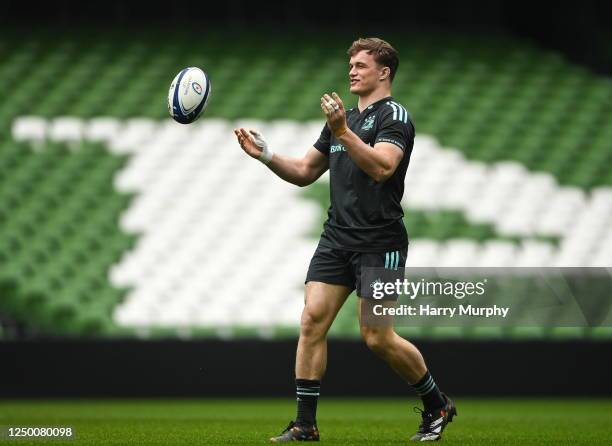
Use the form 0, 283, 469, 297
357, 88, 392, 112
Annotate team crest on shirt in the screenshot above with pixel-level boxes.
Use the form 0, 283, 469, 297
361, 115, 376, 130
370, 278, 383, 289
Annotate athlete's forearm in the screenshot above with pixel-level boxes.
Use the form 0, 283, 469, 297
338, 130, 395, 182
266, 153, 313, 187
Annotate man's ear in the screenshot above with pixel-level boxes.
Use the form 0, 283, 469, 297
380, 67, 391, 81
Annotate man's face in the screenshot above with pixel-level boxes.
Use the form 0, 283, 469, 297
349, 50, 386, 95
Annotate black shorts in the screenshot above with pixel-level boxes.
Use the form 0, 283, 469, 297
305, 243, 408, 298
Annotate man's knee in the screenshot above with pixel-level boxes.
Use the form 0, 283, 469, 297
360, 326, 395, 355
300, 306, 327, 340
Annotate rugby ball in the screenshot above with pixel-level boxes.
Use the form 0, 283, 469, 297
167, 67, 211, 124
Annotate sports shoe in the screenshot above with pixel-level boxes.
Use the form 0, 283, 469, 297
269, 421, 320, 442
410, 393, 457, 441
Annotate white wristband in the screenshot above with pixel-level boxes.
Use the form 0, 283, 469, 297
251, 130, 273, 165
258, 146, 274, 165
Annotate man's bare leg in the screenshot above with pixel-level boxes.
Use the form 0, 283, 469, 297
271, 282, 351, 442
295, 282, 352, 379
358, 298, 456, 441
358, 299, 427, 383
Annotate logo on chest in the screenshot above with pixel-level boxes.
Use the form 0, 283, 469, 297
330, 144, 346, 154
361, 115, 376, 131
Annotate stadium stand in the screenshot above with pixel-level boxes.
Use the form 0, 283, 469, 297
0, 29, 611, 338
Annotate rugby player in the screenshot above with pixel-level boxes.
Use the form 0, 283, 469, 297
234, 37, 456, 442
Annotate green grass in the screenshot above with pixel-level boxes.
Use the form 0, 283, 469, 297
0, 398, 611, 445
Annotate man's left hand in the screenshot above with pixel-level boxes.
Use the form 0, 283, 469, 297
320, 92, 348, 138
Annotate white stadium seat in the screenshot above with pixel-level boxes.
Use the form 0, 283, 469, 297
12, 116, 48, 144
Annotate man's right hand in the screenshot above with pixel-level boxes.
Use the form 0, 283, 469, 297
234, 128, 268, 160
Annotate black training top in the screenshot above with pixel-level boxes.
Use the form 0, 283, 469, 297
313, 96, 415, 252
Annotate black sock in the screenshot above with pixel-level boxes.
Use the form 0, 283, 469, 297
295, 378, 320, 427
412, 371, 445, 413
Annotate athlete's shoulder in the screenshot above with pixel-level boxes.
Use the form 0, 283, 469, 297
381, 98, 412, 125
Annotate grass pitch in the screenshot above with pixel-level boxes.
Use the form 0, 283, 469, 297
0, 398, 611, 445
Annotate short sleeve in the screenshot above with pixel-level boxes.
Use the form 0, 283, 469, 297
313, 124, 331, 156
374, 106, 414, 152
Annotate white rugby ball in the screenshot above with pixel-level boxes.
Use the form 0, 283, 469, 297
167, 67, 211, 124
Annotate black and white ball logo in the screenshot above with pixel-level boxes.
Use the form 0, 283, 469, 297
192, 82, 203, 95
